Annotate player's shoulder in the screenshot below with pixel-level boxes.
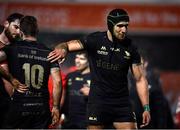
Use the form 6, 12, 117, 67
14, 41, 52, 55
85, 31, 106, 43
67, 70, 80, 78
36, 42, 51, 50
123, 38, 138, 50
8, 40, 32, 48
2, 41, 19, 50
14, 40, 28, 46
88, 31, 105, 38
14, 40, 48, 48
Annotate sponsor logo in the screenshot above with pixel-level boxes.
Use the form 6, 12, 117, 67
89, 116, 97, 121
97, 46, 121, 56
75, 77, 83, 81
110, 47, 120, 52
125, 51, 130, 57
97, 50, 108, 55
124, 51, 131, 59
101, 46, 107, 51
114, 48, 120, 52
97, 46, 108, 55
133, 112, 137, 121
68, 78, 72, 85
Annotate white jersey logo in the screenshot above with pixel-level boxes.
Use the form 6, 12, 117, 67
125, 51, 130, 57
101, 46, 107, 51
124, 51, 131, 59
97, 46, 108, 55
89, 116, 97, 121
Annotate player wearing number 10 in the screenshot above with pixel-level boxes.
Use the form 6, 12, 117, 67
0, 16, 62, 128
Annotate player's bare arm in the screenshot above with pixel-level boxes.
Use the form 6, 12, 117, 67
131, 63, 151, 128
0, 65, 14, 84
0, 51, 11, 81
131, 63, 149, 106
0, 65, 28, 93
51, 67, 62, 125
0, 50, 28, 93
48, 40, 84, 63
1, 63, 14, 96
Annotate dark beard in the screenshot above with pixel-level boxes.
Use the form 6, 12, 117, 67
4, 28, 21, 43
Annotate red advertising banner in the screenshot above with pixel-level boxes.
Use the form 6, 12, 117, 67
0, 2, 180, 32
160, 72, 180, 109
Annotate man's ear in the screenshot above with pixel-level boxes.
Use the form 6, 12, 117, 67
4, 21, 9, 28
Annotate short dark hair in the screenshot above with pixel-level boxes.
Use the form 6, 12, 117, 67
6, 13, 24, 23
20, 15, 39, 37
76, 50, 88, 58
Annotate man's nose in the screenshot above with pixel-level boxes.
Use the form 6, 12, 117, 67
121, 26, 127, 33
16, 28, 21, 34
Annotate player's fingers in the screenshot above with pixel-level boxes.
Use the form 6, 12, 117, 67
51, 113, 54, 117
19, 84, 28, 88
48, 52, 61, 62
16, 89, 26, 93
140, 114, 150, 128
51, 120, 56, 125
47, 52, 57, 61
51, 115, 58, 125
18, 85, 28, 90
58, 58, 65, 64
140, 124, 144, 128
50, 56, 62, 63
47, 55, 55, 61
140, 122, 149, 128
16, 85, 28, 93
140, 121, 147, 128
19, 87, 28, 92
47, 50, 56, 57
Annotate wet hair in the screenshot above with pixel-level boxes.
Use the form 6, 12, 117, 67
20, 15, 39, 37
6, 13, 24, 23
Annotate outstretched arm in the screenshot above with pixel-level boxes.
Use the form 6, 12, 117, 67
47, 40, 84, 63
131, 63, 151, 128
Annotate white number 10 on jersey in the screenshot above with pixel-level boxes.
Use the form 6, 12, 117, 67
22, 63, 44, 89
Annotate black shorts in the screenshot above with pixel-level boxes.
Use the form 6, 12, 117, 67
0, 96, 10, 128
87, 103, 136, 125
2, 98, 51, 129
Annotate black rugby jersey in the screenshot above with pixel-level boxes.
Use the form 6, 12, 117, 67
64, 71, 90, 119
80, 31, 141, 105
3, 40, 59, 106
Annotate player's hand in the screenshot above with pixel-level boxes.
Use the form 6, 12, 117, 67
47, 48, 67, 63
140, 111, 151, 128
11, 78, 28, 93
80, 84, 90, 96
51, 106, 60, 126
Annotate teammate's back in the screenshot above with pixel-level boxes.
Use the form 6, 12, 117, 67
2, 15, 61, 129
3, 41, 55, 99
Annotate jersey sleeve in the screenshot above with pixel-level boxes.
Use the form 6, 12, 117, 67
0, 45, 11, 63
79, 32, 98, 53
50, 61, 60, 69
1, 45, 9, 54
130, 45, 141, 65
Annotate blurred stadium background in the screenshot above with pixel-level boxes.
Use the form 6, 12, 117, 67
0, 0, 180, 118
